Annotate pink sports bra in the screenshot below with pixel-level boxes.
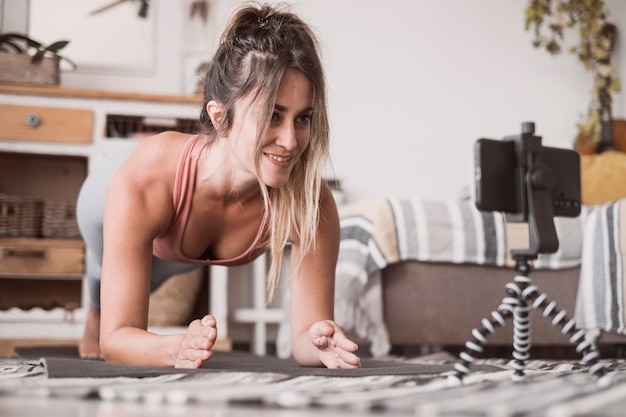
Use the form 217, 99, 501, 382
152, 135, 269, 266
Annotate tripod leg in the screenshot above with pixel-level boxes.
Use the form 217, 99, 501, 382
522, 284, 610, 384
447, 297, 515, 387
510, 275, 532, 382
449, 274, 534, 386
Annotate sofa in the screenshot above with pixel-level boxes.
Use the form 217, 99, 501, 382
334, 194, 626, 359
381, 261, 626, 354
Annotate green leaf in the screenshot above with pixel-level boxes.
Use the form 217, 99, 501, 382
30, 40, 70, 64
0, 39, 27, 53
30, 49, 44, 64
46, 40, 69, 54
0, 32, 43, 50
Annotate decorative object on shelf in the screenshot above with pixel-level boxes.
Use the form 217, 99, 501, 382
524, 0, 621, 154
41, 198, 81, 239
105, 114, 198, 138
0, 194, 44, 238
0, 194, 81, 239
0, 32, 76, 86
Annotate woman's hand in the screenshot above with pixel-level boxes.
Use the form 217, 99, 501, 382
175, 315, 218, 368
309, 320, 361, 369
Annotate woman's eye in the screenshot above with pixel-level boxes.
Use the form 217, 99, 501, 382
297, 114, 312, 124
271, 113, 280, 122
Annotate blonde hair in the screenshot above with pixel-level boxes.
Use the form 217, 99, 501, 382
198, 3, 330, 299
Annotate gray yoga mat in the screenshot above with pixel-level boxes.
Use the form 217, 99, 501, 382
16, 345, 503, 378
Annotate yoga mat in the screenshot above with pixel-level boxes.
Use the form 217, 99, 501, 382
3, 354, 623, 415
16, 345, 503, 379
15, 345, 80, 359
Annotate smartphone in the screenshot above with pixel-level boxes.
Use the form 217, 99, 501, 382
474, 138, 581, 218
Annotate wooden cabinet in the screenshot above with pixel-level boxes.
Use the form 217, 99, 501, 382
0, 84, 201, 352
0, 84, 292, 356
0, 237, 84, 276
0, 103, 93, 144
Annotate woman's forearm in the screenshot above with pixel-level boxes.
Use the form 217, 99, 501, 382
101, 327, 184, 367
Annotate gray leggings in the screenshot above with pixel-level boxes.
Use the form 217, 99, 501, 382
76, 142, 198, 309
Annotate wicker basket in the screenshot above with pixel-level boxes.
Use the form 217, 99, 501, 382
0, 194, 44, 238
0, 52, 61, 86
41, 198, 80, 239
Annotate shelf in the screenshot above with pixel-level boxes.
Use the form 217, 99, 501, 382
0, 141, 93, 157
105, 113, 198, 138
0, 83, 202, 104
0, 307, 85, 324
0, 272, 83, 280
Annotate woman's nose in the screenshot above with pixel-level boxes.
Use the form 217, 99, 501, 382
276, 122, 297, 150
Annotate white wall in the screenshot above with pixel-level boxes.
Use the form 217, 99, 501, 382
298, 0, 625, 202
5, 0, 625, 203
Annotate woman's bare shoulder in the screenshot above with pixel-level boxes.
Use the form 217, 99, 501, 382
111, 132, 194, 197
135, 131, 192, 161
106, 132, 196, 233
123, 132, 193, 176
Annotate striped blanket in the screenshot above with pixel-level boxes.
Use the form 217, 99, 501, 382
575, 198, 626, 338
333, 198, 616, 356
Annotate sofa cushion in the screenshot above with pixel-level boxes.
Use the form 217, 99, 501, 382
581, 151, 626, 205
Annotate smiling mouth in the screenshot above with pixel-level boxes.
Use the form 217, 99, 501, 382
266, 153, 292, 163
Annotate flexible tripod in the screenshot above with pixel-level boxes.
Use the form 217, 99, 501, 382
450, 123, 612, 387
447, 255, 608, 386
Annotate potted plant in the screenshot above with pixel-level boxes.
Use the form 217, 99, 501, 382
525, 0, 621, 154
0, 32, 77, 86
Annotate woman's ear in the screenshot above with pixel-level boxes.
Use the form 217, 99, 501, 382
206, 100, 223, 128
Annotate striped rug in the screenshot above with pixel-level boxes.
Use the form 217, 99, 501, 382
1, 352, 625, 416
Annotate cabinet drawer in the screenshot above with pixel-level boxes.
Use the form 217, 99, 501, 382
0, 237, 84, 277
0, 104, 93, 144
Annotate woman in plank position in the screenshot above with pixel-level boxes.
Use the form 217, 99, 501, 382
76, 2, 360, 369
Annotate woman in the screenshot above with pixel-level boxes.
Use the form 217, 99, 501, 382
76, 2, 361, 369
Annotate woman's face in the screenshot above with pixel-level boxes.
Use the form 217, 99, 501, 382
230, 68, 314, 188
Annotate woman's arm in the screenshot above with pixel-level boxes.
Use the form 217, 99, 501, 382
98, 134, 216, 367
288, 183, 361, 368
